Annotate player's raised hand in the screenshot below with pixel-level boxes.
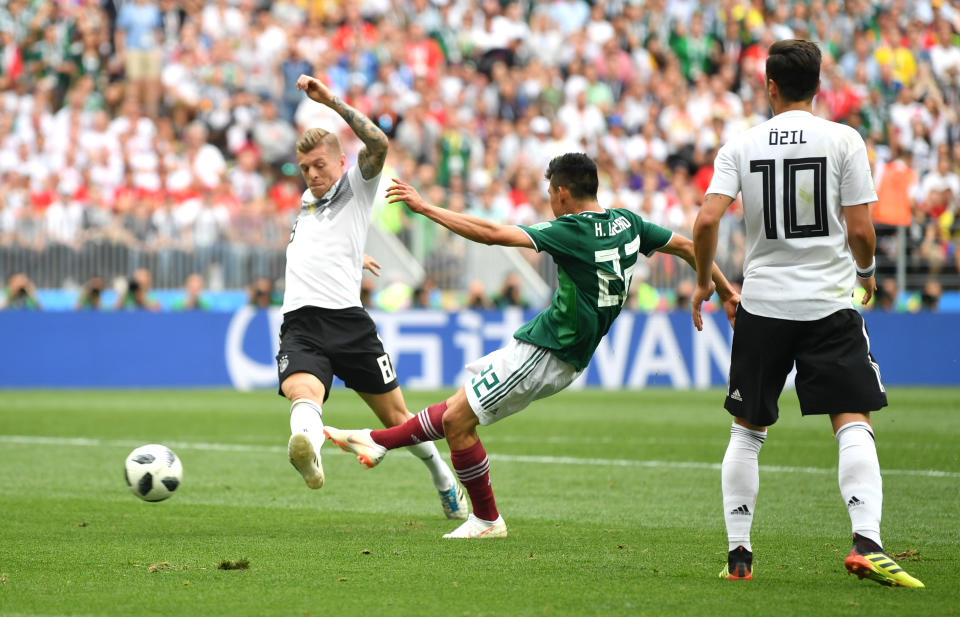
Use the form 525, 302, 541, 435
386, 178, 428, 213
362, 254, 382, 277
691, 282, 715, 332
296, 74, 335, 106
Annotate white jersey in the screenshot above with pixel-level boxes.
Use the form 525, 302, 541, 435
281, 165, 381, 313
707, 110, 877, 321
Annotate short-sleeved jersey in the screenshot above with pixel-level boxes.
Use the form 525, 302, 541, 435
707, 110, 877, 321
516, 208, 673, 370
282, 165, 382, 313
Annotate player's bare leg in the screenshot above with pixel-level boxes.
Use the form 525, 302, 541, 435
832, 412, 923, 587
326, 388, 505, 537
438, 389, 507, 538
359, 389, 466, 519
282, 373, 326, 489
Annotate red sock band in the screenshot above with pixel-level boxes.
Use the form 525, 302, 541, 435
451, 439, 498, 521
370, 401, 446, 450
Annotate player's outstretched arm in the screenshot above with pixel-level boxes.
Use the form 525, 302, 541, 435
843, 203, 878, 305
386, 178, 534, 248
296, 74, 388, 180
659, 230, 739, 330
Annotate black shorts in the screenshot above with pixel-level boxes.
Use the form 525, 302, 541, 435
724, 305, 887, 426
276, 306, 399, 401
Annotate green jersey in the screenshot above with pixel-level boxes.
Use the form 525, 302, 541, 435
516, 208, 673, 370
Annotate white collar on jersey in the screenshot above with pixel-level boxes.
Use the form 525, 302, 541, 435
301, 173, 346, 208
775, 109, 815, 119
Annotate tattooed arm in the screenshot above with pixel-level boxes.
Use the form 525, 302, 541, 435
296, 74, 388, 180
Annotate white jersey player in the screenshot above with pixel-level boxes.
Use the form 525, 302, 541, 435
692, 40, 923, 587
278, 74, 466, 521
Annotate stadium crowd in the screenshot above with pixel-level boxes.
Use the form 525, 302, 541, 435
0, 0, 958, 311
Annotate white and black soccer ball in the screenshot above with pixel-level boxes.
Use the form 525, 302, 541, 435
124, 444, 183, 502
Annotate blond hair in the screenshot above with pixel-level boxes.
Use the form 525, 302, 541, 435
296, 128, 343, 155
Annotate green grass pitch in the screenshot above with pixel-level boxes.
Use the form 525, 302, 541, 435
1, 388, 958, 617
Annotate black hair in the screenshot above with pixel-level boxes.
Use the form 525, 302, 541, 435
766, 40, 821, 103
544, 153, 599, 200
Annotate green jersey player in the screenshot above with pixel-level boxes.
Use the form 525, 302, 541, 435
326, 153, 739, 539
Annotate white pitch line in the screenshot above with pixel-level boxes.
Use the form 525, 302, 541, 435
2, 434, 959, 479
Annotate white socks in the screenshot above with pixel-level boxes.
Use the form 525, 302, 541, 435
836, 421, 883, 547
722, 422, 766, 552
290, 399, 324, 458
721, 420, 884, 553
406, 441, 456, 491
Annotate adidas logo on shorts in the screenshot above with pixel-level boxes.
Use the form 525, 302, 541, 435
729, 388, 743, 402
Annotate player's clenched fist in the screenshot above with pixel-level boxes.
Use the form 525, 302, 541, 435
296, 74, 334, 106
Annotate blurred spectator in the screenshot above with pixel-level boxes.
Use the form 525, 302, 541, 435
268, 173, 303, 213
919, 149, 960, 220
920, 220, 949, 275
172, 272, 209, 311
437, 112, 473, 187
251, 99, 298, 172
228, 143, 266, 203
493, 272, 528, 308
2, 273, 41, 310
874, 278, 899, 312
670, 13, 718, 83
188, 186, 230, 276
930, 18, 960, 91
183, 122, 226, 189
873, 147, 917, 262
412, 277, 437, 309
114, 268, 159, 310
279, 46, 312, 123
114, 0, 163, 117
249, 277, 279, 309
921, 279, 943, 311
674, 279, 695, 312
76, 276, 105, 310
405, 23, 444, 87
465, 279, 493, 310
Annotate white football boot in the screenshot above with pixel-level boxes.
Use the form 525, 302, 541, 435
324, 427, 387, 469
442, 513, 508, 539
288, 433, 324, 489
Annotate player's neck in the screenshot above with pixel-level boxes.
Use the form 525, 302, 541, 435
772, 100, 813, 116
567, 200, 603, 215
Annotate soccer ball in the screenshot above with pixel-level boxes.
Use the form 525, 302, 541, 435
124, 444, 183, 502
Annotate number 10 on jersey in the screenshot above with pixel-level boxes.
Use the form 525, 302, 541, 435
750, 157, 828, 239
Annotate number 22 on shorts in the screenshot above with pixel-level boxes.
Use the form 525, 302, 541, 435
471, 364, 500, 399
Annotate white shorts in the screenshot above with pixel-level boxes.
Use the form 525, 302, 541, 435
464, 339, 583, 426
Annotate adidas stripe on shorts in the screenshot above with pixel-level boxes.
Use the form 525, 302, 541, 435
464, 338, 583, 426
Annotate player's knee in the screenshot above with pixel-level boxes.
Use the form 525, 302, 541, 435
441, 405, 476, 440
282, 373, 325, 403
